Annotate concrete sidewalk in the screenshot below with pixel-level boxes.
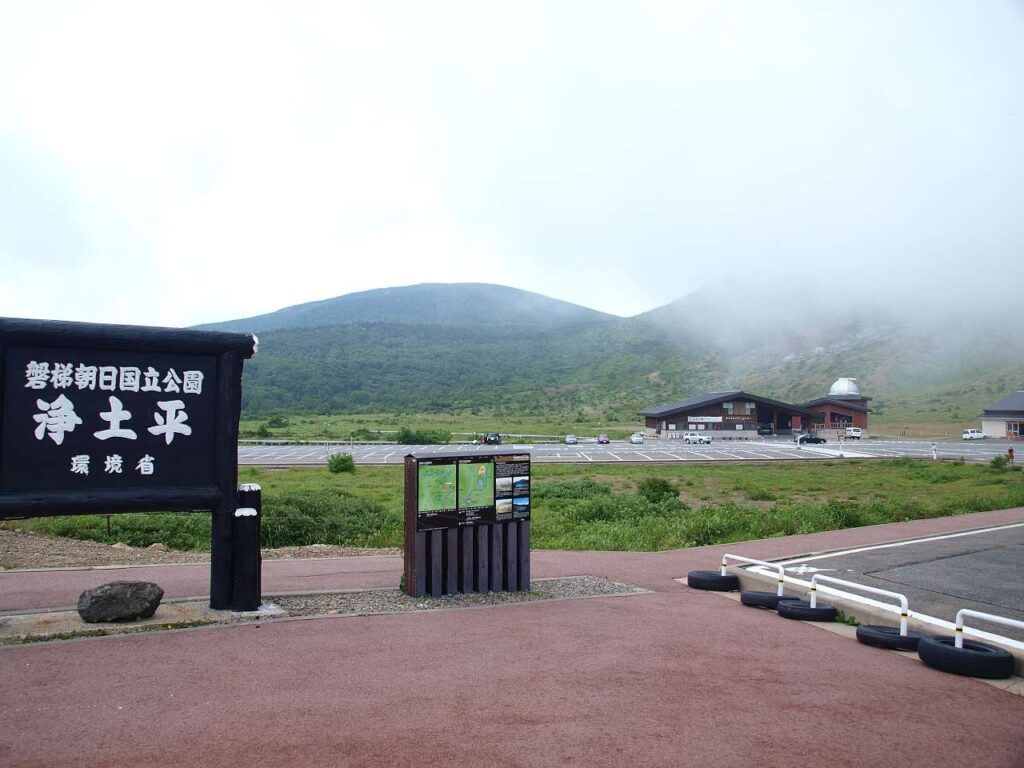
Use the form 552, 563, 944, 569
2, 508, 1024, 767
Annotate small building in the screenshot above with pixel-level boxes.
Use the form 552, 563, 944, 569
639, 391, 816, 439
980, 391, 1024, 440
640, 378, 871, 438
801, 377, 872, 431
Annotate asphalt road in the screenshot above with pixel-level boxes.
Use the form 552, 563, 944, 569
767, 522, 1024, 644
239, 437, 1020, 466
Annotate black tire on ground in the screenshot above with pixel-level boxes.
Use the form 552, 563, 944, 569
740, 591, 802, 609
777, 599, 839, 622
917, 635, 1015, 679
856, 625, 922, 651
686, 570, 740, 591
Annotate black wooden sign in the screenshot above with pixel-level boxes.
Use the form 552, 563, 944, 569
0, 317, 256, 609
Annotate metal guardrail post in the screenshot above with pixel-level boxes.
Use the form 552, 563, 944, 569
809, 574, 909, 635
720, 553, 786, 597
954, 609, 1024, 649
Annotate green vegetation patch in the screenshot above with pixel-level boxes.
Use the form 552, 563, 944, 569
3, 461, 1021, 553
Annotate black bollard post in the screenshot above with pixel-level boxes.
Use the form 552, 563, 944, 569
232, 483, 262, 612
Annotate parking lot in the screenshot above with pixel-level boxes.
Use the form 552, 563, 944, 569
238, 437, 1020, 466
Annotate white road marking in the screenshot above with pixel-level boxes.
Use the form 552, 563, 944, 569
803, 447, 873, 458
636, 452, 654, 461
775, 522, 1024, 566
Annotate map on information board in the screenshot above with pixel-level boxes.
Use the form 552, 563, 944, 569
458, 460, 494, 510
418, 462, 456, 512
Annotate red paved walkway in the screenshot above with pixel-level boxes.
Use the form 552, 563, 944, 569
2, 507, 1023, 767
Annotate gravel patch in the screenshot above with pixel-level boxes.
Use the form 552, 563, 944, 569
0, 529, 399, 570
274, 576, 649, 618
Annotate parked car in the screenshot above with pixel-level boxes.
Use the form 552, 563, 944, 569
629, 432, 644, 445
484, 433, 502, 445
597, 434, 610, 444
845, 427, 863, 440
757, 425, 774, 436
962, 429, 987, 440
564, 434, 579, 445
797, 434, 826, 444
683, 431, 712, 445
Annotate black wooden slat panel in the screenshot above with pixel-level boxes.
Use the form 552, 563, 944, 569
462, 526, 475, 593
414, 532, 427, 597
446, 527, 458, 595
0, 318, 256, 356
518, 520, 531, 590
490, 523, 504, 592
430, 530, 443, 597
506, 522, 518, 593
476, 524, 489, 593
0, 487, 222, 519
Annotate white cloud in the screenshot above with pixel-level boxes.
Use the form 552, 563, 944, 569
0, 1, 1022, 325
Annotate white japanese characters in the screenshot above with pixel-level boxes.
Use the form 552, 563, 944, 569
33, 395, 83, 445
25, 362, 204, 395
94, 396, 138, 440
25, 360, 205, 478
68, 453, 154, 476
148, 400, 192, 444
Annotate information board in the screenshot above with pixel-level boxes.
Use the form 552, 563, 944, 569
413, 452, 530, 531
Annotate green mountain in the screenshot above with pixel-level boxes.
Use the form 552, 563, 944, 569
201, 283, 1024, 424
198, 283, 616, 333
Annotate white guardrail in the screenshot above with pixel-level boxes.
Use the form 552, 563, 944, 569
809, 574, 910, 636
954, 609, 1024, 649
721, 554, 786, 597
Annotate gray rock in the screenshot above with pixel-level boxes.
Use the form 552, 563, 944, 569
77, 581, 164, 623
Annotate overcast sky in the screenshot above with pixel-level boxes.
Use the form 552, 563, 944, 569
1, 1, 1022, 327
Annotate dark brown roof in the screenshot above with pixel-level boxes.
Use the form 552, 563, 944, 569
801, 397, 871, 414
640, 391, 815, 418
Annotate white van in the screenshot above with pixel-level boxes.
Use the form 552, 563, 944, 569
845, 427, 863, 440
962, 429, 987, 440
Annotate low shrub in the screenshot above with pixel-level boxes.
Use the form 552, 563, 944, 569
327, 453, 356, 474
395, 427, 450, 445
637, 477, 677, 504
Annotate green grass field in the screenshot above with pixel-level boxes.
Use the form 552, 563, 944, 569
4, 460, 1022, 553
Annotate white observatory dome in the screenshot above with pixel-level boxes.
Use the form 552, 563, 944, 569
828, 378, 861, 397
